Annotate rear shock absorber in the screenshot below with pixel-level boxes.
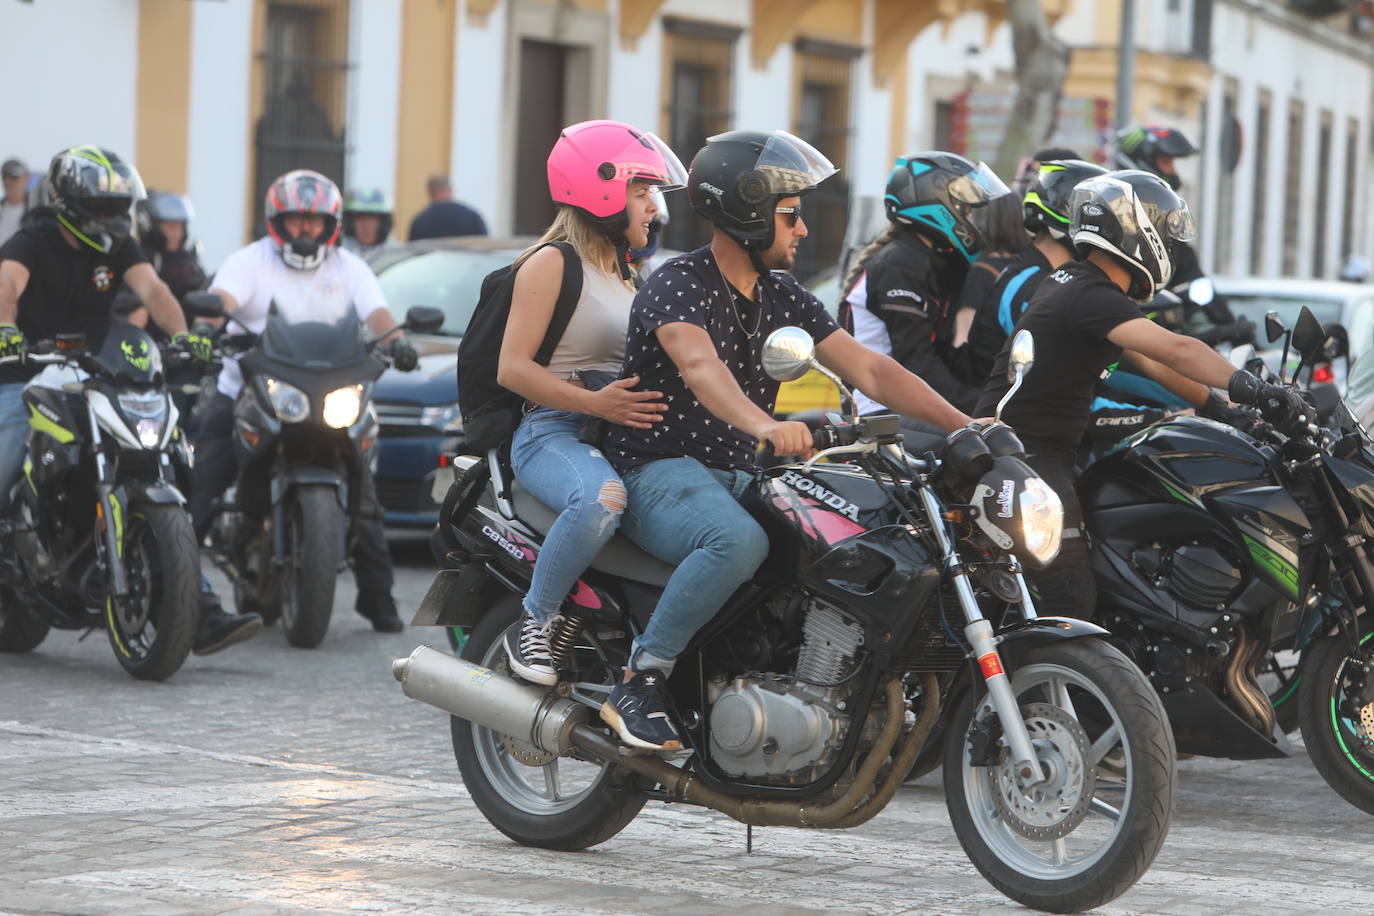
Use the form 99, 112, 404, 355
548, 614, 586, 669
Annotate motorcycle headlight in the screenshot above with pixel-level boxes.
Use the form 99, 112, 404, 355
266, 377, 310, 424
323, 384, 364, 429
419, 402, 463, 432
117, 389, 168, 449
1018, 476, 1064, 566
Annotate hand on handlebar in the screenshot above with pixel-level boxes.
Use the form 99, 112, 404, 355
387, 337, 419, 372
172, 326, 214, 364
757, 420, 814, 459
0, 324, 27, 362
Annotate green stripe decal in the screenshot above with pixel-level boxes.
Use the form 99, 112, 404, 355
1241, 533, 1299, 600
27, 403, 75, 443
1333, 632, 1374, 781
54, 212, 107, 253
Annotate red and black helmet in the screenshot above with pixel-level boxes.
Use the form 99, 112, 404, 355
265, 170, 343, 270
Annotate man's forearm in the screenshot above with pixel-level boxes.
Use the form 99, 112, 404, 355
1153, 337, 1234, 399
681, 358, 774, 437
144, 285, 187, 337
865, 355, 971, 431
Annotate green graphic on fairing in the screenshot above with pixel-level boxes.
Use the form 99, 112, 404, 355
121, 339, 151, 371
1241, 533, 1300, 600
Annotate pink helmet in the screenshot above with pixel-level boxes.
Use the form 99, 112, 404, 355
546, 120, 687, 236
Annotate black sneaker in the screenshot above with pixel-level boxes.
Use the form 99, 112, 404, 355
600, 668, 682, 751
193, 591, 263, 656
356, 590, 404, 633
504, 612, 559, 686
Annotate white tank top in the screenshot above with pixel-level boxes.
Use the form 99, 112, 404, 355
544, 261, 634, 379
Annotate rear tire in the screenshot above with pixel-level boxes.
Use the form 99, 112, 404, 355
106, 504, 197, 681
451, 594, 647, 850
280, 486, 343, 649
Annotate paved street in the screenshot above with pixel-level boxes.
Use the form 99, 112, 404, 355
1, 534, 1371, 915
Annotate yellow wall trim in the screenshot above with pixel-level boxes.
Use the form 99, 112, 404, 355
395, 0, 458, 237
135, 0, 194, 193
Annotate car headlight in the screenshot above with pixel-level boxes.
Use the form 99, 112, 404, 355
1018, 476, 1064, 566
118, 389, 168, 449
419, 402, 463, 432
323, 384, 364, 429
266, 377, 310, 423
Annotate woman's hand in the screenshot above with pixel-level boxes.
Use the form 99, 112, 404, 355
585, 376, 668, 429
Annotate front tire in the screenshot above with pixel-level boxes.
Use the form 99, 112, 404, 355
280, 486, 343, 649
106, 504, 197, 681
451, 594, 647, 850
943, 639, 1175, 913
1296, 627, 1374, 815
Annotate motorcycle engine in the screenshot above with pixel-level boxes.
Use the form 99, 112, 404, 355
1132, 539, 1242, 609
707, 599, 864, 783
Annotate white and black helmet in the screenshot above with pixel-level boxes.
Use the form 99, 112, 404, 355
1069, 170, 1196, 303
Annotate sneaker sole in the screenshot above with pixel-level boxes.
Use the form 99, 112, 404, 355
503, 631, 558, 686
192, 618, 263, 657
599, 701, 682, 752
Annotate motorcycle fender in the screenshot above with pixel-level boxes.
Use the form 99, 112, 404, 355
995, 617, 1110, 667
410, 564, 500, 628
271, 469, 345, 509
122, 480, 187, 506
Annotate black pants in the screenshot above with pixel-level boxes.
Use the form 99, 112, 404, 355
190, 393, 394, 596
1021, 447, 1096, 620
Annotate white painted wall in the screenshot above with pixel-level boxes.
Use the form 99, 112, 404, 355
0, 0, 140, 185
606, 9, 664, 134
346, 0, 403, 207
452, 1, 508, 234
187, 0, 255, 271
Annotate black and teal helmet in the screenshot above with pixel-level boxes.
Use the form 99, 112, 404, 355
45, 145, 146, 253
884, 152, 1010, 263
1022, 159, 1109, 239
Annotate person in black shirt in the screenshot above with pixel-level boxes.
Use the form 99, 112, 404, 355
599, 130, 974, 751
975, 170, 1303, 619
838, 152, 1012, 417
408, 174, 487, 240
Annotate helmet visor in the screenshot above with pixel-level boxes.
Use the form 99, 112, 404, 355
947, 161, 1011, 206
734, 130, 838, 196
82, 196, 136, 219
619, 132, 689, 192
148, 192, 193, 223
1071, 175, 1197, 243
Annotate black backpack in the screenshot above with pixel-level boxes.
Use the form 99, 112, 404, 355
457, 241, 583, 452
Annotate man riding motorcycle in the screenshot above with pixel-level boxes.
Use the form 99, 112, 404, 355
0, 146, 210, 505
974, 169, 1309, 619
193, 169, 418, 641
599, 130, 975, 751
341, 188, 394, 259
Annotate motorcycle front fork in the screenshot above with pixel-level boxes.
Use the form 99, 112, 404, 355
88, 401, 129, 598
914, 482, 1047, 785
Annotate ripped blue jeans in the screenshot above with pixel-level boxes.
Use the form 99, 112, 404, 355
511, 408, 626, 623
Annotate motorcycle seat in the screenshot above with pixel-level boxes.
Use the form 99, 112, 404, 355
509, 478, 676, 588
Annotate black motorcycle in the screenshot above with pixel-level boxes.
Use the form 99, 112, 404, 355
1081, 305, 1374, 814
0, 325, 198, 680
395, 327, 1176, 913
206, 304, 440, 648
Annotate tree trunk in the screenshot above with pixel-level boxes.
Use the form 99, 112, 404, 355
992, 0, 1070, 180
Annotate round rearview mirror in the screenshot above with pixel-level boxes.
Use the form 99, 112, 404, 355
762, 326, 816, 382
1188, 276, 1215, 307
1007, 329, 1035, 381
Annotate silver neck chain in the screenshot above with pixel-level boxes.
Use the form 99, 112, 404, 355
715, 259, 763, 340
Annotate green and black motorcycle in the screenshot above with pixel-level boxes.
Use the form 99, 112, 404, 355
0, 323, 199, 681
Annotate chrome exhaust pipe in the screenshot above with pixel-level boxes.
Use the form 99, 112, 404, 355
392, 645, 587, 756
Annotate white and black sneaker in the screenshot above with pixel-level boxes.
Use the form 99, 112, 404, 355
600, 668, 682, 751
504, 612, 560, 686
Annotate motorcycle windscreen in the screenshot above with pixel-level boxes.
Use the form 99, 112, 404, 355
94, 323, 163, 386
258, 307, 371, 370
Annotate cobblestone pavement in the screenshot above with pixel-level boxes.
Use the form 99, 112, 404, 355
2, 536, 1372, 915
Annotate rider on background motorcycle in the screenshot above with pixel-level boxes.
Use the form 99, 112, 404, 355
599, 130, 976, 751
0, 146, 211, 505
192, 169, 419, 644
974, 169, 1309, 619
838, 152, 1011, 418
340, 188, 394, 259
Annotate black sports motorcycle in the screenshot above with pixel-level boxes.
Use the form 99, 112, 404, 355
206, 304, 440, 648
1081, 305, 1374, 814
0, 325, 198, 680
395, 327, 1176, 913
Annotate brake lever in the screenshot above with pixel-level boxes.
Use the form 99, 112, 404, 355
802, 440, 879, 472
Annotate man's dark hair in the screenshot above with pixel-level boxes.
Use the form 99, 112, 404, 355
426, 174, 451, 197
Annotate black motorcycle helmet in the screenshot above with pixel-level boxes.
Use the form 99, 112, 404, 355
1069, 170, 1197, 303
687, 129, 837, 254
136, 190, 195, 253
884, 151, 1010, 263
1113, 125, 1197, 190
46, 145, 146, 254
1023, 159, 1109, 239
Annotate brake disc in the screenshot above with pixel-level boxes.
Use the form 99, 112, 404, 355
491, 654, 556, 767
990, 702, 1096, 841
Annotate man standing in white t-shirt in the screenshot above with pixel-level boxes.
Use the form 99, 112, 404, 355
191, 170, 418, 651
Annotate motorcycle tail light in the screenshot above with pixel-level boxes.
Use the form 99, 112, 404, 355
1314, 363, 1334, 384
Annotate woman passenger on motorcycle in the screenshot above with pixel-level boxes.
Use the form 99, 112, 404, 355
974, 170, 1309, 619
496, 120, 686, 685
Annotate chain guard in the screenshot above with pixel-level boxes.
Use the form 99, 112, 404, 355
989, 702, 1096, 841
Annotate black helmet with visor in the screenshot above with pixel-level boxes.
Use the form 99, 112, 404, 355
1069, 170, 1197, 303
1022, 159, 1108, 239
46, 145, 146, 254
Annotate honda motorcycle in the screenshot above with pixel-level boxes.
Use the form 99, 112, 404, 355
395, 328, 1176, 913
1081, 305, 1374, 814
206, 304, 440, 648
0, 325, 198, 680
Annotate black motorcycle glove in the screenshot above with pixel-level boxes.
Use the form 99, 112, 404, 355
0, 324, 27, 361
388, 337, 418, 372
1197, 391, 1256, 428
1229, 370, 1312, 430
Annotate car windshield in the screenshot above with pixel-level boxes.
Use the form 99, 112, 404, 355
374, 248, 516, 336
1221, 293, 1345, 338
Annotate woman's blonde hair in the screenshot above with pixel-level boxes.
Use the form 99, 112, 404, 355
513, 205, 626, 284
841, 224, 900, 300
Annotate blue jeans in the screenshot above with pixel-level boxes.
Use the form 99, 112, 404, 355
0, 382, 29, 504
511, 408, 626, 623
619, 457, 769, 673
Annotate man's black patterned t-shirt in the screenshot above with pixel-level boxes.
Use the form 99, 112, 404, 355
606, 246, 839, 473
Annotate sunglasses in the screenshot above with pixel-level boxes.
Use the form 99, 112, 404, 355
775, 205, 802, 228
